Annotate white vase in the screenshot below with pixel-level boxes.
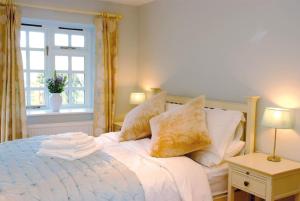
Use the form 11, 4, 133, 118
50, 93, 62, 112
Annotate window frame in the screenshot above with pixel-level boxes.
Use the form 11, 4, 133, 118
21, 20, 94, 110
21, 25, 48, 108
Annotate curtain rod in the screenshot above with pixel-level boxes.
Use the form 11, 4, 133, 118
0, 2, 122, 20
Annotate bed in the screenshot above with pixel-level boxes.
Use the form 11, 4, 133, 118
0, 95, 259, 201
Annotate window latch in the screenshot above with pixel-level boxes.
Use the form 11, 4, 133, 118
60, 46, 76, 50
46, 46, 49, 56
26, 105, 43, 109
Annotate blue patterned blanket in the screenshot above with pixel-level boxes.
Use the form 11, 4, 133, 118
0, 136, 145, 201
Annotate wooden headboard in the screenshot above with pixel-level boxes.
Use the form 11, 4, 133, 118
166, 95, 259, 154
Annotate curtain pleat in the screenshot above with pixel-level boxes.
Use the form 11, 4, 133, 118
0, 1, 27, 142
93, 15, 119, 136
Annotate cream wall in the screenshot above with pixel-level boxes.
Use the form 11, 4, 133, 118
138, 0, 300, 161
16, 0, 139, 122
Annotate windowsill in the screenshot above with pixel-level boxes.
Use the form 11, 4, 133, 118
26, 108, 94, 117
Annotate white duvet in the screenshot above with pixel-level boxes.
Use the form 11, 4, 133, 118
96, 132, 213, 201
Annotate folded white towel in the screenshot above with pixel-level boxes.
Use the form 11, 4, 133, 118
41, 138, 96, 151
37, 132, 101, 160
41, 136, 94, 149
37, 144, 101, 161
39, 142, 96, 154
49, 132, 88, 141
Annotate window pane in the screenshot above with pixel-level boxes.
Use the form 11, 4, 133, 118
71, 73, 84, 87
62, 90, 68, 105
20, 31, 26, 48
21, 50, 26, 69
72, 90, 84, 104
24, 72, 27, 88
30, 72, 44, 87
55, 33, 68, 46
30, 90, 45, 105
71, 35, 84, 47
29, 32, 44, 48
30, 51, 44, 70
55, 56, 68, 71
71, 56, 84, 71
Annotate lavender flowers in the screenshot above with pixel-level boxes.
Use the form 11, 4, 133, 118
46, 71, 67, 93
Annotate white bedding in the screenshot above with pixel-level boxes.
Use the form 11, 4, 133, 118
96, 132, 213, 201
204, 163, 228, 196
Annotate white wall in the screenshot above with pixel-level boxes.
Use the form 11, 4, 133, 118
16, 0, 139, 122
138, 0, 300, 161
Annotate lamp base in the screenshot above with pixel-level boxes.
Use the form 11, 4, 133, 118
267, 155, 281, 162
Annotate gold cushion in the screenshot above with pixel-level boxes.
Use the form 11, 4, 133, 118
149, 96, 211, 157
119, 92, 166, 142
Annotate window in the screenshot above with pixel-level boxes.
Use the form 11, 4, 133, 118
21, 21, 94, 110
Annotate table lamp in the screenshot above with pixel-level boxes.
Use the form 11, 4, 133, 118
262, 107, 293, 162
130, 92, 146, 105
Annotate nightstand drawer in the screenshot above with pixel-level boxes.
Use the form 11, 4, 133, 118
231, 170, 267, 198
231, 166, 267, 180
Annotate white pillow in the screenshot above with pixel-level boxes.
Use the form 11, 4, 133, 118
232, 121, 244, 142
224, 140, 245, 158
189, 108, 244, 166
189, 140, 245, 167
166, 102, 182, 111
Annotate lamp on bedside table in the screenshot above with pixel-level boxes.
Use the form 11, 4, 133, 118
262, 107, 293, 162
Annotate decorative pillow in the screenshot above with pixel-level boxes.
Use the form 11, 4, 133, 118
119, 92, 166, 142
189, 108, 244, 166
166, 103, 245, 144
149, 96, 211, 158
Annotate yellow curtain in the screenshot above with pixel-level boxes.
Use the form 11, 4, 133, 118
93, 15, 119, 136
0, 1, 27, 142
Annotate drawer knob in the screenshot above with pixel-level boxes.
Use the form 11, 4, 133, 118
246, 171, 250, 175
244, 181, 249, 187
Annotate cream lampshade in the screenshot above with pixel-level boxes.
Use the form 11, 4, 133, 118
262, 107, 293, 162
130, 92, 146, 105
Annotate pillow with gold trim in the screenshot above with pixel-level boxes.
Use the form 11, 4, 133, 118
149, 96, 211, 157
119, 92, 166, 142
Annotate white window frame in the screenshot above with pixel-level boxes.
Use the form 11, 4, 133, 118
21, 25, 48, 108
21, 19, 94, 110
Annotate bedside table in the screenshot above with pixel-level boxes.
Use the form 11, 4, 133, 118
227, 153, 300, 201
113, 121, 123, 131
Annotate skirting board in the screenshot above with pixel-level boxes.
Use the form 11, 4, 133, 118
27, 121, 93, 137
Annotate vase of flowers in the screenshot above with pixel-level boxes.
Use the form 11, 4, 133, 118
46, 71, 67, 112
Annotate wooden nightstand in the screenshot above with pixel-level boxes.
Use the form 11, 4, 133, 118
227, 153, 300, 201
113, 121, 123, 131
